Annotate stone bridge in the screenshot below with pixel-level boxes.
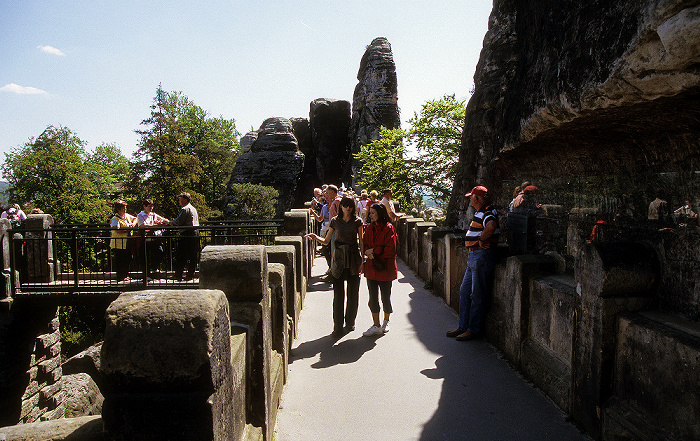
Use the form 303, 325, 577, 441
1, 209, 698, 440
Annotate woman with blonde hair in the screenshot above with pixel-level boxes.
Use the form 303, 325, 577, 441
110, 200, 137, 281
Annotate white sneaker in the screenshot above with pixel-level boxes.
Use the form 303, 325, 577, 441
381, 320, 390, 333
363, 325, 383, 337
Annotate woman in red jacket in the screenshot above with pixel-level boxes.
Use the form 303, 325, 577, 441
362, 203, 398, 337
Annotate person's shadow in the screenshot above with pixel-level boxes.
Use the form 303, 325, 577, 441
311, 335, 378, 368
290, 332, 378, 368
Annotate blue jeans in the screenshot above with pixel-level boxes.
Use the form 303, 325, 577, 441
458, 248, 496, 334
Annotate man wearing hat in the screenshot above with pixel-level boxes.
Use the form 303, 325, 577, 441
447, 185, 500, 341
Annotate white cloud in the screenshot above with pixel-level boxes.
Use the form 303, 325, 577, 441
0, 83, 48, 95
37, 45, 66, 56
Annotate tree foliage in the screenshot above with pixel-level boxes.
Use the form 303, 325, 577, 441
225, 183, 279, 220
354, 127, 411, 210
355, 94, 466, 212
406, 94, 465, 208
130, 85, 240, 218
2, 126, 112, 223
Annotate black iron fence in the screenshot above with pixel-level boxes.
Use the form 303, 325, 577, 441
9, 220, 283, 296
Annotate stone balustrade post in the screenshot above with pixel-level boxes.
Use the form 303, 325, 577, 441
266, 245, 298, 342
1, 219, 11, 305
285, 210, 312, 279
198, 245, 274, 441
274, 236, 306, 305
23, 214, 54, 284
100, 289, 235, 441
414, 221, 436, 280
572, 242, 657, 437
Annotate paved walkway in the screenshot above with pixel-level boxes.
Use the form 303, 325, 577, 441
274, 257, 590, 441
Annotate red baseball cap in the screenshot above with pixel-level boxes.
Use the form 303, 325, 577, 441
465, 186, 488, 198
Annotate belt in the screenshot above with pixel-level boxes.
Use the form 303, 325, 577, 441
466, 245, 481, 252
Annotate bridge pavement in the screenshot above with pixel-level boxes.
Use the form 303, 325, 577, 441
274, 257, 590, 441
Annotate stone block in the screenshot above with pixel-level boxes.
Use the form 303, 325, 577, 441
199, 245, 268, 302
416, 222, 437, 282
486, 254, 558, 365
603, 312, 700, 441
230, 331, 247, 441
266, 245, 299, 336
274, 236, 306, 302
268, 263, 288, 383
200, 244, 274, 441
283, 210, 309, 237
0, 415, 104, 441
529, 274, 576, 361
101, 289, 235, 441
573, 243, 658, 436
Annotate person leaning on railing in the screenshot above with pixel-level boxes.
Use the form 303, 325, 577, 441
137, 198, 170, 280
110, 200, 138, 281
170, 192, 200, 281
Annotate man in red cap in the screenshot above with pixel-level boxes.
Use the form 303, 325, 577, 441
446, 185, 500, 341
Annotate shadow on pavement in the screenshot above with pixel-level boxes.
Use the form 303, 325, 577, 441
400, 263, 589, 441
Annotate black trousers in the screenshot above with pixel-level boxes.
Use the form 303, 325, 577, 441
113, 248, 131, 281
332, 268, 360, 332
175, 233, 200, 280
367, 279, 393, 314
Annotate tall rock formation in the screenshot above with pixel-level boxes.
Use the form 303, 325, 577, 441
225, 117, 305, 218
349, 37, 401, 185
447, 0, 700, 228
309, 98, 352, 186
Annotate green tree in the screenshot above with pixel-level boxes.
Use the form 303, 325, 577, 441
86, 142, 131, 199
406, 94, 465, 209
225, 183, 279, 220
354, 127, 411, 210
130, 86, 240, 218
2, 126, 109, 223
354, 95, 466, 213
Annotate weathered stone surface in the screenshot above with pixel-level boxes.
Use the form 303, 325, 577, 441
200, 245, 269, 302
448, 0, 700, 228
62, 373, 103, 417
290, 117, 316, 205
62, 343, 103, 391
350, 37, 400, 182
0, 415, 103, 441
266, 245, 299, 341
310, 98, 352, 186
200, 245, 273, 441
606, 311, 700, 441
226, 117, 305, 219
101, 289, 235, 441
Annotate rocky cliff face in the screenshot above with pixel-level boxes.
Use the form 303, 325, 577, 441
447, 0, 700, 227
226, 117, 305, 218
349, 37, 401, 182
310, 98, 352, 186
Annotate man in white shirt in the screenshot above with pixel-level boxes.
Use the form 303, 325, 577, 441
380, 189, 403, 223
137, 199, 169, 279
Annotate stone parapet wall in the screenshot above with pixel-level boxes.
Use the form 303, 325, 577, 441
399, 217, 700, 440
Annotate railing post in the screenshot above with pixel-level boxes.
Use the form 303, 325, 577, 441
71, 230, 79, 288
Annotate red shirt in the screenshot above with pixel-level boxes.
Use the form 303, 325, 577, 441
362, 221, 398, 281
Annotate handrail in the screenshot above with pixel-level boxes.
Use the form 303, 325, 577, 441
8, 220, 284, 298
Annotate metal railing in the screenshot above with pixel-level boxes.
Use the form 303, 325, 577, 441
9, 220, 283, 296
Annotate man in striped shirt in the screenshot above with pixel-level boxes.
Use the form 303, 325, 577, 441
447, 185, 499, 341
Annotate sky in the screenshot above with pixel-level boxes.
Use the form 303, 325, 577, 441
0, 0, 493, 171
